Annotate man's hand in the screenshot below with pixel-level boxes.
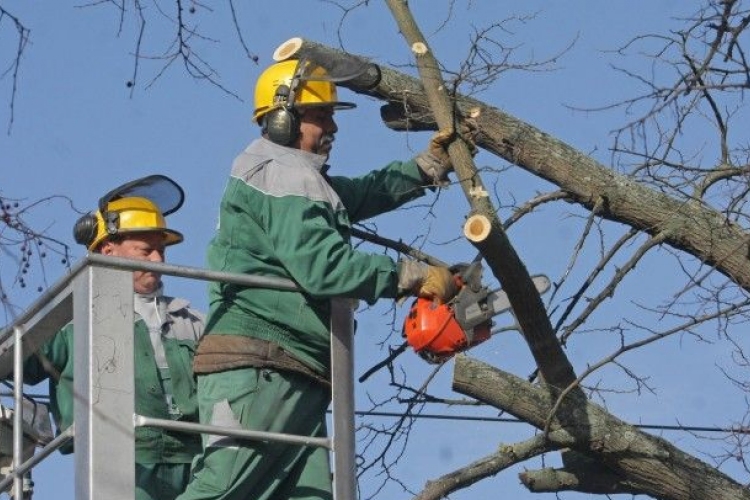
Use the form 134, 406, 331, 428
415, 120, 478, 185
398, 260, 458, 304
420, 265, 458, 303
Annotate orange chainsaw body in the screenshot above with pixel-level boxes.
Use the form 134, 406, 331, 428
402, 297, 491, 363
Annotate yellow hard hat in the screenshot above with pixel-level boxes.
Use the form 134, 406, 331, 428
74, 196, 184, 251
252, 59, 356, 123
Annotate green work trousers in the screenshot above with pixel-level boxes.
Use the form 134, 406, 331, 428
177, 367, 333, 500
136, 462, 192, 500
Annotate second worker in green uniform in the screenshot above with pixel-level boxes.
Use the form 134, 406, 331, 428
23, 176, 205, 500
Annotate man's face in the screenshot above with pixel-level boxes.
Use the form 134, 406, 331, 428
297, 106, 338, 159
99, 232, 166, 294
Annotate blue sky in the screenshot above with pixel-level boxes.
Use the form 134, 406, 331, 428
2, 1, 739, 499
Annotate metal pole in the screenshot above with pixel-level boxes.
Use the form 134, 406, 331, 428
85, 254, 298, 291
330, 299, 356, 500
0, 256, 336, 498
73, 266, 135, 500
134, 416, 332, 449
12, 326, 25, 499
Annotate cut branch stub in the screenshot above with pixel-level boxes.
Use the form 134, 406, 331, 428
273, 37, 304, 61
464, 214, 492, 243
271, 37, 382, 90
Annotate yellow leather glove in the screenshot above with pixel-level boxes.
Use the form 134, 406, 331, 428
415, 121, 479, 185
414, 130, 454, 185
398, 260, 459, 304
420, 265, 459, 303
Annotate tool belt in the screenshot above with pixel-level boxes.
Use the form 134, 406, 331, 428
193, 334, 330, 388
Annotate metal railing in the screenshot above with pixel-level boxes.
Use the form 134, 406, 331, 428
0, 254, 356, 499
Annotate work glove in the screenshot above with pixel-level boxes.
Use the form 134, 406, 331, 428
415, 119, 479, 186
397, 259, 459, 304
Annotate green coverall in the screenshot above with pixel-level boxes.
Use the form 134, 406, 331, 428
23, 295, 204, 500
177, 137, 430, 500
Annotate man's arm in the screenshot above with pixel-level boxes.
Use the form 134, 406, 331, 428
327, 158, 427, 223
21, 325, 71, 385
269, 193, 400, 302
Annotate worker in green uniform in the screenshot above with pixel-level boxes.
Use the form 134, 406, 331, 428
23, 175, 205, 500
177, 58, 468, 500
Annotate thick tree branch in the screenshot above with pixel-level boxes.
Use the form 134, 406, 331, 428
383, 0, 576, 390
453, 355, 750, 500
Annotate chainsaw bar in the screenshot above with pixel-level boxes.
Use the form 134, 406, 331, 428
453, 274, 551, 331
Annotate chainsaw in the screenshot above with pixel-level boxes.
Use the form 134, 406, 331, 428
402, 261, 551, 364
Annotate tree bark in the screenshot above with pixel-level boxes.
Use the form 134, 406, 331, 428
453, 355, 750, 500
414, 433, 566, 500
520, 450, 644, 495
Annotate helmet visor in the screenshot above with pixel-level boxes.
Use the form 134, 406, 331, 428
290, 59, 358, 111
295, 50, 381, 89
98, 174, 185, 217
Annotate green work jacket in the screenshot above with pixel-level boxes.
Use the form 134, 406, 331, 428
23, 296, 204, 464
205, 137, 428, 377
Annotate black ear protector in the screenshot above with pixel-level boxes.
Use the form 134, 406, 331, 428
264, 59, 307, 146
72, 203, 120, 248
73, 212, 99, 247
263, 83, 300, 146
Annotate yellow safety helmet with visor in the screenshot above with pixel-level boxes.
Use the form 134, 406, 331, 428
252, 59, 356, 124
73, 175, 185, 251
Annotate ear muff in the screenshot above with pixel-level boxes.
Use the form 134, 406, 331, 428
73, 210, 120, 248
73, 212, 99, 247
263, 83, 300, 146
263, 107, 300, 146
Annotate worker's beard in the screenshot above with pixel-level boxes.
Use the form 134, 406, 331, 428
318, 133, 335, 160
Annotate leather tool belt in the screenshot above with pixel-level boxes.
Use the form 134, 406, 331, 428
193, 334, 330, 388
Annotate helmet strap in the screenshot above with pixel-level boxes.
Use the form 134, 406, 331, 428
285, 58, 307, 108
105, 211, 120, 235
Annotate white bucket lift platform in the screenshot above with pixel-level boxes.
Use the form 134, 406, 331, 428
0, 255, 357, 500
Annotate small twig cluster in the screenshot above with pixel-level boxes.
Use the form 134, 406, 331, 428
0, 194, 72, 322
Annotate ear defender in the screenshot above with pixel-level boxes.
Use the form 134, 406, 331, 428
73, 210, 120, 248
73, 212, 99, 247
263, 83, 301, 146
263, 107, 300, 146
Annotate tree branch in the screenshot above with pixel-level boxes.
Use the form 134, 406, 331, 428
520, 450, 642, 495
383, 0, 576, 391
453, 355, 750, 500
414, 433, 566, 500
